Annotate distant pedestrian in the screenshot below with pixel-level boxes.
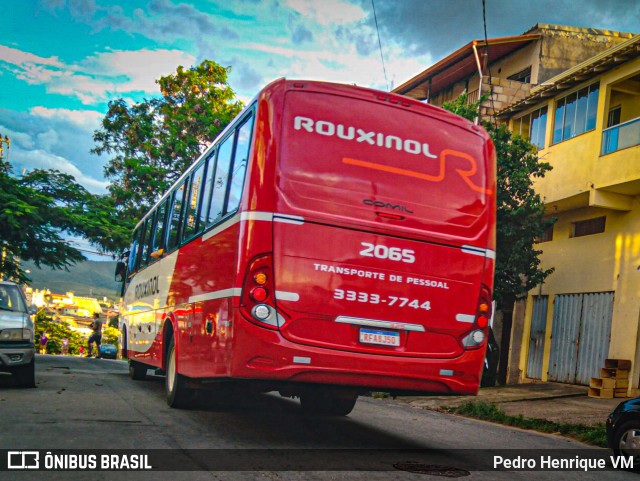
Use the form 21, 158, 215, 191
78, 346, 85, 357
87, 313, 102, 358
61, 337, 69, 356
39, 332, 48, 354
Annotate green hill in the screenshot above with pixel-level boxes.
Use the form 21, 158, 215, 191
24, 260, 121, 300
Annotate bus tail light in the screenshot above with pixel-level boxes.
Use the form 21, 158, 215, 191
462, 284, 492, 349
241, 253, 283, 330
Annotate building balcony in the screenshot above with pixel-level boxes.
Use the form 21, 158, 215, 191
602, 116, 640, 155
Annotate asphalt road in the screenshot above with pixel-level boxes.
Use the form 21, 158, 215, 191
0, 354, 636, 481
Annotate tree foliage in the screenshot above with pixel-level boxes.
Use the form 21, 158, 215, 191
34, 316, 85, 355
443, 93, 555, 307
92, 60, 244, 221
0, 160, 129, 283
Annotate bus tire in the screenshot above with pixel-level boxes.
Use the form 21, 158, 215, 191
129, 361, 147, 380
120, 329, 128, 360
166, 337, 194, 408
300, 389, 358, 416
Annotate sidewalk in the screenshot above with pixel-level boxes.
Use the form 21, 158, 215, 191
396, 381, 625, 427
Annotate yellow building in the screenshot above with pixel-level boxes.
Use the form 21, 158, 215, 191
498, 35, 640, 389
394, 24, 636, 385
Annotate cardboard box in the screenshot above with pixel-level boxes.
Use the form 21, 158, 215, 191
601, 368, 629, 379
605, 359, 632, 370
590, 377, 617, 389
615, 388, 629, 398
588, 387, 614, 398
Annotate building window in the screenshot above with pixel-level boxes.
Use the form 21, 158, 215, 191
553, 83, 599, 144
571, 216, 606, 238
508, 66, 532, 84
513, 107, 548, 149
537, 225, 554, 243
607, 105, 621, 128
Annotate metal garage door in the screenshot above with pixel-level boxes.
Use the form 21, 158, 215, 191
526, 296, 548, 380
547, 292, 613, 385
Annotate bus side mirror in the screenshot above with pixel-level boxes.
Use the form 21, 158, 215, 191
115, 261, 127, 282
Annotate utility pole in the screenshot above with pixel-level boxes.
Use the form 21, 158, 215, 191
0, 133, 10, 281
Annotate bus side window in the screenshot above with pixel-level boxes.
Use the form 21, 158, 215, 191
128, 228, 141, 275
150, 200, 167, 260
227, 113, 254, 213
207, 133, 235, 225
182, 160, 206, 241
139, 216, 154, 268
167, 180, 188, 251
200, 150, 215, 228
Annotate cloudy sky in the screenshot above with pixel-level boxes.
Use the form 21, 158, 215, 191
2, 0, 639, 197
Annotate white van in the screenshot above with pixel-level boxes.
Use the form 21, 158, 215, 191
0, 281, 36, 387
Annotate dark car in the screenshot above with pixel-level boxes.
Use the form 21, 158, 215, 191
606, 397, 640, 461
99, 343, 117, 359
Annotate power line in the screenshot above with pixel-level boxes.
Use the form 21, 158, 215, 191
63, 243, 114, 258
371, 0, 389, 91
74, 247, 114, 258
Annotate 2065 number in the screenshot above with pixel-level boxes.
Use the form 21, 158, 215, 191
359, 242, 415, 264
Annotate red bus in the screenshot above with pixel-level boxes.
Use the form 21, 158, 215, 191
117, 78, 496, 415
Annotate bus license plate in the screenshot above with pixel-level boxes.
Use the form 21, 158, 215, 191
359, 328, 400, 347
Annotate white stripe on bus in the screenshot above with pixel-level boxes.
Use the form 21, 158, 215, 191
202, 213, 242, 242
461, 245, 496, 259
276, 291, 300, 302
240, 211, 273, 222
274, 214, 305, 225
455, 314, 476, 323
188, 288, 242, 304
202, 211, 305, 242
335, 315, 425, 332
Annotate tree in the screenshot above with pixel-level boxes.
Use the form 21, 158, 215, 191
0, 159, 128, 284
92, 60, 244, 221
443, 93, 555, 308
34, 316, 85, 355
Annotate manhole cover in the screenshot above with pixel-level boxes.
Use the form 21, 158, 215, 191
393, 462, 470, 477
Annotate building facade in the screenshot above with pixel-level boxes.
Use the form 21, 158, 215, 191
394, 24, 638, 387
498, 35, 640, 391
394, 24, 634, 121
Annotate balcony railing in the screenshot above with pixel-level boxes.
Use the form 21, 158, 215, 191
602, 116, 640, 155
467, 89, 480, 105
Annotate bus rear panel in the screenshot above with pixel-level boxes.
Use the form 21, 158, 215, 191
234, 80, 495, 395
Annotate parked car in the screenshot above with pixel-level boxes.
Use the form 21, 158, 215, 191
99, 343, 117, 359
606, 397, 640, 462
0, 281, 36, 387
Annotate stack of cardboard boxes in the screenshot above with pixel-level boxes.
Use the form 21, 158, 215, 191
588, 359, 630, 398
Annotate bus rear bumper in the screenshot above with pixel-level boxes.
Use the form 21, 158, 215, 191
232, 321, 485, 396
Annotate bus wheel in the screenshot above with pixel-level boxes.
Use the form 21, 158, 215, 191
300, 389, 358, 416
120, 329, 128, 360
129, 361, 147, 380
166, 337, 194, 408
